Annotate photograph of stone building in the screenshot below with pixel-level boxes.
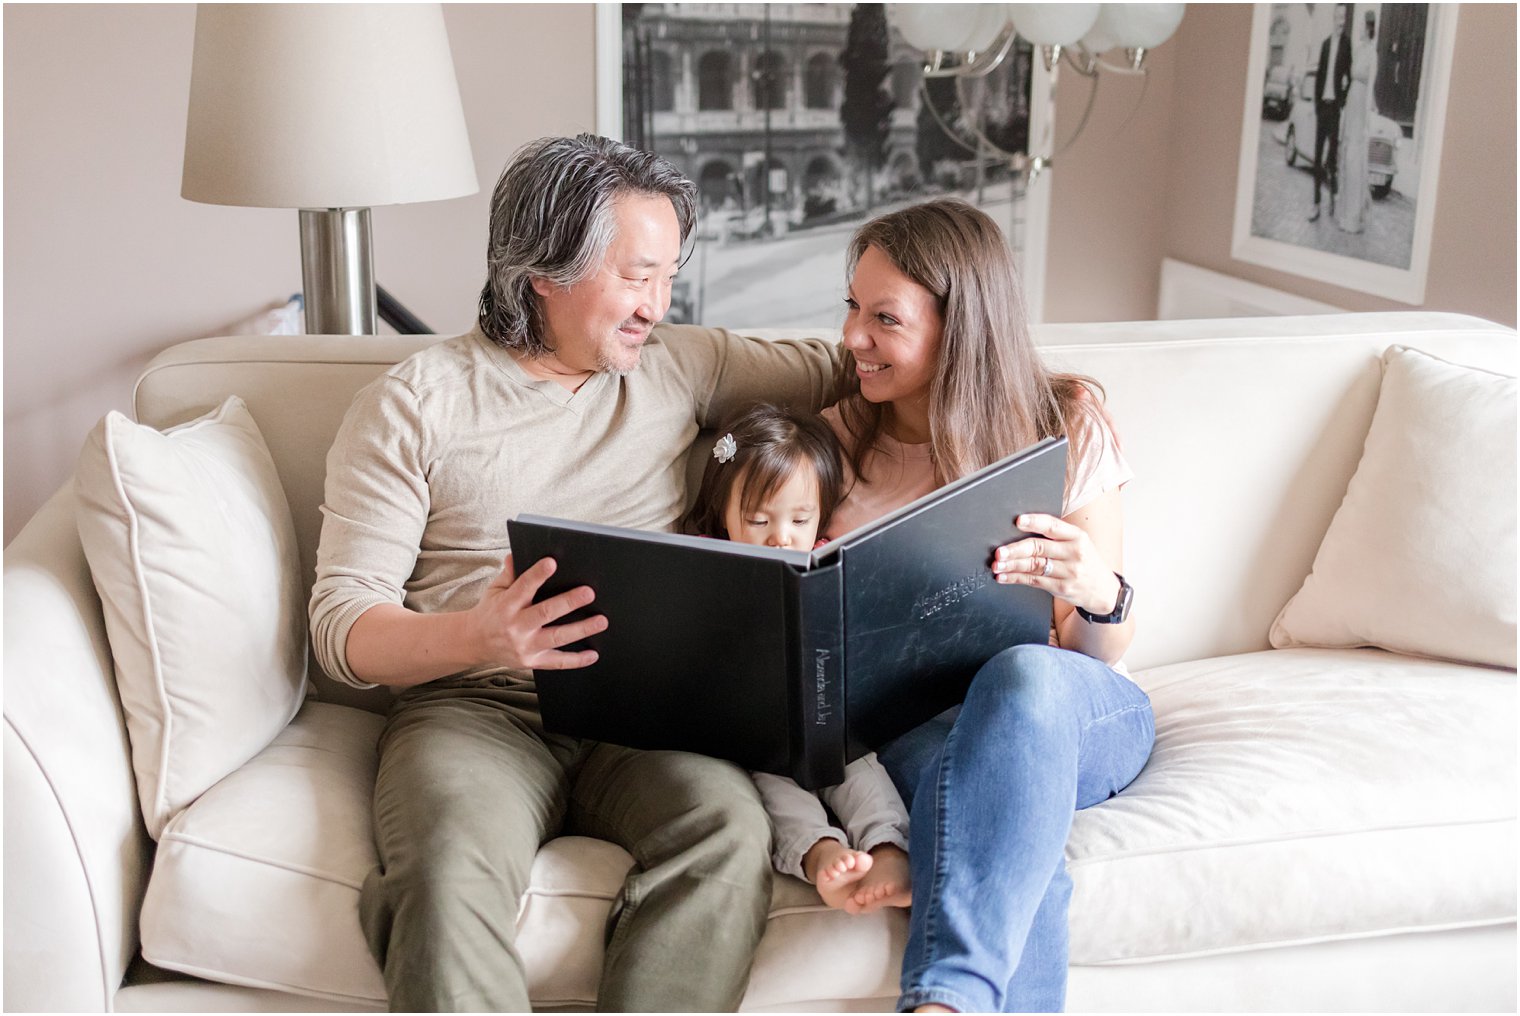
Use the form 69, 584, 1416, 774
618, 2, 1037, 326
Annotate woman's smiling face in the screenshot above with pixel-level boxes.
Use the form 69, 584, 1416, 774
843, 244, 944, 412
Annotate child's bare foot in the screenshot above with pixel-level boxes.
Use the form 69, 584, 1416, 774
846, 843, 912, 914
803, 839, 874, 910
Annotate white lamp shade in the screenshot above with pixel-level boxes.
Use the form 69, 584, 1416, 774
891, 4, 1006, 53
1097, 3, 1185, 49
1007, 4, 1100, 47
182, 3, 478, 209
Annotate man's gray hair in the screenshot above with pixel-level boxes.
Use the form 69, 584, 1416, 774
477, 134, 697, 353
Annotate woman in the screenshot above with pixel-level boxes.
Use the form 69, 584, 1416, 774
823, 199, 1154, 1012
1337, 9, 1377, 234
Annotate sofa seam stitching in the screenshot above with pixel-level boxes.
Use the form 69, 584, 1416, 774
1067, 814, 1516, 865
158, 832, 366, 890
4, 715, 117, 1011
102, 414, 177, 830
1034, 323, 1516, 354
1076, 916, 1518, 967
134, 952, 386, 1007
155, 834, 663, 905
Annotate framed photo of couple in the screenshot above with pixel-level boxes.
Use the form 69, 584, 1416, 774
1231, 4, 1459, 303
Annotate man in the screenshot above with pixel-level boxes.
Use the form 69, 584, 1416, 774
309, 134, 838, 1011
1310, 3, 1354, 222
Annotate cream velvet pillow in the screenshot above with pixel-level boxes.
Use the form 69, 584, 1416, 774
75, 396, 308, 838
1271, 346, 1517, 669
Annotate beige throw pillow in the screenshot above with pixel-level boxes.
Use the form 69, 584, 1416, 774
1270, 346, 1517, 669
75, 396, 307, 838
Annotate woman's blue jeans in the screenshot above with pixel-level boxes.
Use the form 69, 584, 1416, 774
877, 644, 1155, 1013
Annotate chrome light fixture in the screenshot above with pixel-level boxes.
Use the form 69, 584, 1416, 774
890, 3, 1185, 180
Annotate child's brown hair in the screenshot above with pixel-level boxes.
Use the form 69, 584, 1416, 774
681, 404, 845, 541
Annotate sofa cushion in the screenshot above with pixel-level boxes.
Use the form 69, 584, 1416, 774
139, 649, 1514, 1006
140, 702, 385, 1001
1270, 346, 1517, 669
1073, 647, 1516, 964
73, 396, 307, 839
138, 699, 905, 1008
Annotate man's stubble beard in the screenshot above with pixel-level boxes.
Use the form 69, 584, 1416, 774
595, 348, 639, 377
596, 334, 645, 377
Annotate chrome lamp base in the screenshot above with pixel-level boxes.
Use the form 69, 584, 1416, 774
299, 207, 376, 334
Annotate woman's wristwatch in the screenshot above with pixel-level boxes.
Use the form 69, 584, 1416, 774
1077, 572, 1133, 624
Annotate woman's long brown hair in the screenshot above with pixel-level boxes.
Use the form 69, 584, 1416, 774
833, 198, 1104, 496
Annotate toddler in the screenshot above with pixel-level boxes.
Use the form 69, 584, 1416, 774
681, 404, 912, 913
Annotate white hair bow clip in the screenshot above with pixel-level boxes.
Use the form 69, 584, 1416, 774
713, 433, 737, 464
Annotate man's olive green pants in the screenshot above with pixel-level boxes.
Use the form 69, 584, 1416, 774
358, 680, 773, 1012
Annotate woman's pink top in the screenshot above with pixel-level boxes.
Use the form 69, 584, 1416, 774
821, 404, 1133, 539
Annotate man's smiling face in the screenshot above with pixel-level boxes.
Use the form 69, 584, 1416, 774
532, 191, 683, 377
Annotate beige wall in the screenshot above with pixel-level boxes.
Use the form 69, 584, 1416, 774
1044, 41, 1178, 322
4, 4, 1515, 542
1162, 3, 1517, 325
3, 4, 595, 543
1048, 3, 1516, 325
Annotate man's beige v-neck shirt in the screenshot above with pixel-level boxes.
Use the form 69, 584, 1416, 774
310, 323, 838, 690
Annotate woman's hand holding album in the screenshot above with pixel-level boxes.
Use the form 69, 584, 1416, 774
990, 513, 1120, 617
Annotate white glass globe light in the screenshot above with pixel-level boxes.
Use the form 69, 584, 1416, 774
891, 4, 987, 52
1006, 4, 1100, 47
1079, 5, 1125, 54
1102, 3, 1185, 49
963, 4, 1013, 52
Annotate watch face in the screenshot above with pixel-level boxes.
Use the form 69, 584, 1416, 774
1083, 574, 1132, 623
1115, 578, 1133, 619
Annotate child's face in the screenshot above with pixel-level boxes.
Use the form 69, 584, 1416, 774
724, 469, 822, 549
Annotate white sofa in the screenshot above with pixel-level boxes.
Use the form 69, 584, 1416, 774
5, 312, 1515, 1012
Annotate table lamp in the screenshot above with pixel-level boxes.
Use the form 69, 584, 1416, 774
181, 3, 478, 334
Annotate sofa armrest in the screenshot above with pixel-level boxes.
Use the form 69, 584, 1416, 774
3, 486, 152, 1011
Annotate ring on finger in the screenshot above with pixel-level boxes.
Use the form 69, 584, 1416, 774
1041, 558, 1054, 578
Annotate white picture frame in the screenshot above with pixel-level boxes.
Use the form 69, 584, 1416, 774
1231, 3, 1458, 304
594, 3, 1054, 325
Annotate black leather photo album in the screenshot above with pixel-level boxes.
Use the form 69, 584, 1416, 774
506, 436, 1067, 789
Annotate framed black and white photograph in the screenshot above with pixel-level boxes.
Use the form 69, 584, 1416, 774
1231, 3, 1458, 303
594, 3, 1054, 327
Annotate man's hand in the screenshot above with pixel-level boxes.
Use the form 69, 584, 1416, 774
344, 555, 607, 687
465, 554, 607, 671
